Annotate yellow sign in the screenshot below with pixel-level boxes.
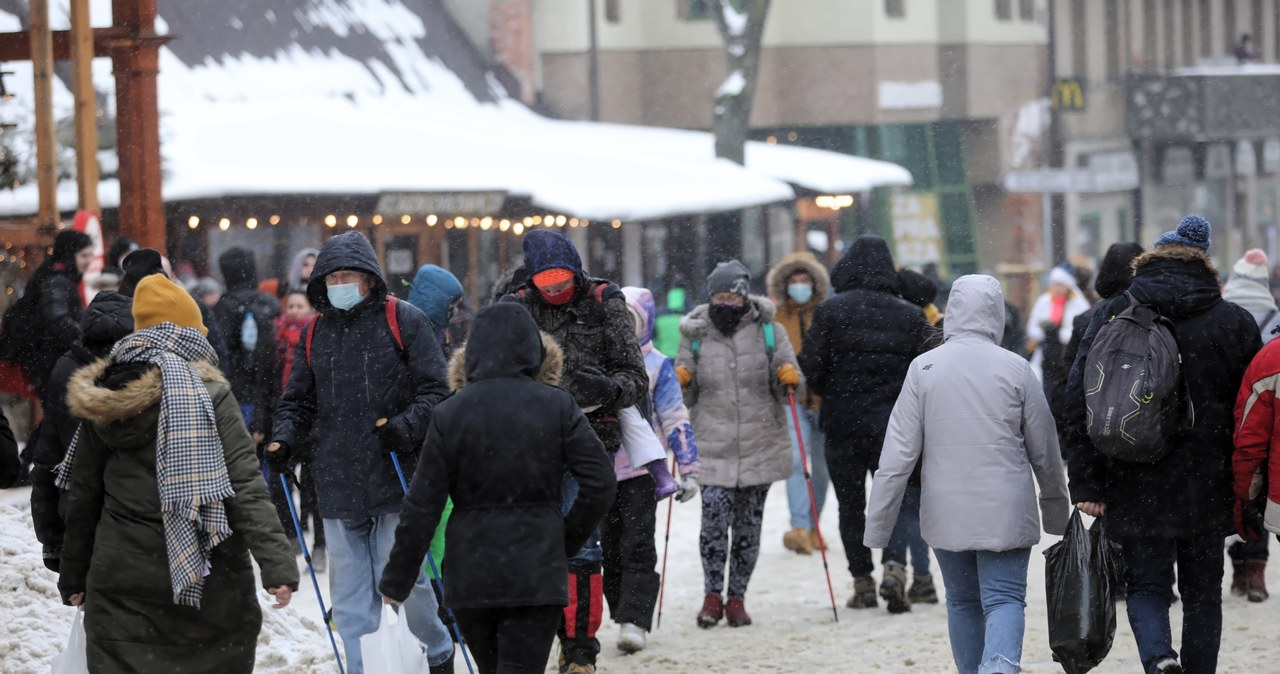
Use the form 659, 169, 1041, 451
1051, 78, 1085, 112
891, 193, 944, 268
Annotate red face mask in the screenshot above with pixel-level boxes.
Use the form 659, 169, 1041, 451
537, 285, 575, 306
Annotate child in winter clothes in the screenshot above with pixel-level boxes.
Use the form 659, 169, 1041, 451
606, 287, 701, 653
677, 260, 800, 628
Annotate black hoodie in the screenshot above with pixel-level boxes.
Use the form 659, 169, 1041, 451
272, 232, 450, 519
212, 247, 281, 436
799, 236, 931, 440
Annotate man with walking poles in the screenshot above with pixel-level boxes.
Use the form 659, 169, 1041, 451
267, 231, 458, 674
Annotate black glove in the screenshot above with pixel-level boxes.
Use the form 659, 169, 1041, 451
264, 441, 291, 476
373, 420, 412, 456
42, 544, 60, 573
566, 366, 619, 410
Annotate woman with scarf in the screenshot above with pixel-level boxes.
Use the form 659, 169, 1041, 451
676, 260, 799, 628
58, 275, 299, 674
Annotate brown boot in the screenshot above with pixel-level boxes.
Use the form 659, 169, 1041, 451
783, 527, 813, 555
1231, 560, 1247, 597
1246, 561, 1270, 603
846, 575, 878, 608
808, 528, 827, 552
725, 596, 752, 626
879, 564, 912, 614
697, 593, 724, 628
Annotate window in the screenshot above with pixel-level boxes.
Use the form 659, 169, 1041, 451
1019, 0, 1035, 21
1163, 0, 1175, 69
605, 0, 621, 23
1143, 0, 1158, 72
885, 0, 905, 18
1224, 0, 1237, 57
995, 0, 1012, 21
1071, 1, 1087, 78
678, 0, 710, 21
1106, 0, 1123, 78
1199, 0, 1211, 61
1078, 213, 1102, 259
1181, 0, 1195, 65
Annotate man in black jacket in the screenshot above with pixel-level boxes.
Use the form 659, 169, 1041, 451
504, 229, 647, 674
269, 231, 455, 674
212, 247, 281, 442
798, 235, 931, 610
381, 303, 616, 673
1066, 217, 1259, 674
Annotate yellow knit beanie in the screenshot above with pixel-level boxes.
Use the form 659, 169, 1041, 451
132, 275, 207, 335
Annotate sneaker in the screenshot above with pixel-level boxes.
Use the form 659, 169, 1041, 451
783, 528, 814, 555
846, 575, 878, 609
617, 623, 646, 653
697, 593, 724, 628
908, 573, 938, 604
725, 596, 752, 627
1246, 561, 1270, 603
1155, 658, 1183, 673
880, 564, 911, 614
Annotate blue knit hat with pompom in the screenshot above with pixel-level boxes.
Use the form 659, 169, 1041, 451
1155, 215, 1212, 251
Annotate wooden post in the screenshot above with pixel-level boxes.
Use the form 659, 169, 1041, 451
112, 0, 165, 251
29, 0, 57, 229
70, 0, 99, 215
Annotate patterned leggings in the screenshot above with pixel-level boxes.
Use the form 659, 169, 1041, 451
700, 485, 770, 598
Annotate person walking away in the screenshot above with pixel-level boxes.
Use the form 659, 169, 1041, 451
866, 274, 1069, 674
676, 260, 799, 628
273, 289, 326, 571
503, 229, 650, 674
767, 252, 832, 556
1232, 334, 1280, 605
268, 231, 456, 673
797, 235, 931, 609
607, 287, 701, 653
1064, 243, 1144, 373
30, 249, 165, 572
380, 303, 616, 674
1065, 215, 1261, 674
408, 264, 465, 357
57, 275, 298, 673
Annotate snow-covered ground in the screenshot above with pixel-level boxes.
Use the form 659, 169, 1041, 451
4, 482, 1280, 673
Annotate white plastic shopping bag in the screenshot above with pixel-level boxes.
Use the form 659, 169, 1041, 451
360, 604, 428, 674
619, 406, 666, 469
50, 610, 88, 674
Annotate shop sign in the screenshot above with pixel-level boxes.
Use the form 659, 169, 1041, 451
1204, 143, 1233, 179
891, 193, 944, 268
376, 191, 506, 216
1161, 146, 1195, 186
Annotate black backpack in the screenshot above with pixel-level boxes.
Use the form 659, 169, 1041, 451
1083, 293, 1192, 463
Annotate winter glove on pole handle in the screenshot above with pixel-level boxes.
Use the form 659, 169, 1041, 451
374, 418, 412, 455
265, 442, 292, 477
675, 474, 701, 503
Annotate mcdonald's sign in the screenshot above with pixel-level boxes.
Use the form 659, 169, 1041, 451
1051, 78, 1085, 112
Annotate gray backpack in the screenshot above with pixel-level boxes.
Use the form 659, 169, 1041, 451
1083, 293, 1191, 462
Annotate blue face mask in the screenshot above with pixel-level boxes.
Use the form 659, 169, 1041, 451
787, 283, 814, 304
327, 282, 364, 311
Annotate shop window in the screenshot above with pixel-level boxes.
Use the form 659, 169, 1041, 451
876, 125, 934, 190
885, 0, 905, 19
1019, 0, 1035, 21
605, 0, 621, 23
940, 192, 978, 275
995, 0, 1012, 21
933, 123, 967, 187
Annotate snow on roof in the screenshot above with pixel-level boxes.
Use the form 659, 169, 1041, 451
0, 0, 909, 221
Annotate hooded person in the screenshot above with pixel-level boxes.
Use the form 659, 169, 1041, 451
797, 235, 931, 610
30, 248, 166, 572
604, 287, 701, 653
766, 252, 833, 556
1224, 248, 1280, 343
211, 247, 281, 441
408, 264, 465, 354
865, 275, 1069, 674
285, 247, 319, 294
268, 231, 456, 673
676, 260, 800, 628
380, 303, 616, 674
1065, 216, 1262, 674
502, 229, 648, 673
57, 275, 299, 673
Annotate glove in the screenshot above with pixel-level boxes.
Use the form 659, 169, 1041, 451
42, 544, 60, 573
676, 474, 701, 503
566, 366, 619, 409
776, 364, 800, 388
1235, 498, 1265, 542
676, 366, 693, 388
264, 441, 291, 475
373, 418, 412, 456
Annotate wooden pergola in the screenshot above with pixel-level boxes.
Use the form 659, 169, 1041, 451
0, 0, 166, 250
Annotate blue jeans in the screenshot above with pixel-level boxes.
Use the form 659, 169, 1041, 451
785, 407, 829, 529
1119, 535, 1223, 674
324, 515, 454, 672
934, 548, 1031, 674
883, 485, 930, 575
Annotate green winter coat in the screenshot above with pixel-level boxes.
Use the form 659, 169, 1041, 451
59, 358, 300, 674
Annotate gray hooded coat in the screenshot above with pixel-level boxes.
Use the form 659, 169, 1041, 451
864, 275, 1070, 552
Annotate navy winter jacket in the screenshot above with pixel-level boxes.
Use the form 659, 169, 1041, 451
271, 232, 450, 519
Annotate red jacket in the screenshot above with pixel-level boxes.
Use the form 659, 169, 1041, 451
1233, 338, 1280, 505
275, 315, 310, 389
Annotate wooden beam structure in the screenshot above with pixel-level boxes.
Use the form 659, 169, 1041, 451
0, 26, 152, 62
110, 0, 165, 250
70, 0, 99, 215
28, 0, 57, 229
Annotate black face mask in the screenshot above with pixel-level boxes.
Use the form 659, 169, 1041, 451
709, 303, 749, 335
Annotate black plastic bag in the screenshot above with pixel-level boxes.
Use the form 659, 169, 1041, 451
1044, 509, 1123, 674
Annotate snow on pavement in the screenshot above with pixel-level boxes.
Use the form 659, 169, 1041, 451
5, 481, 1280, 673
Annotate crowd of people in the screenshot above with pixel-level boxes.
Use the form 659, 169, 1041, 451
4, 211, 1280, 674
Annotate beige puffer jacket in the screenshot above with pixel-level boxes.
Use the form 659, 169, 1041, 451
676, 295, 798, 489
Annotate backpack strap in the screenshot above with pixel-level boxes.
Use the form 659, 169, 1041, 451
385, 296, 404, 353
691, 339, 701, 364
763, 322, 776, 361
304, 314, 320, 367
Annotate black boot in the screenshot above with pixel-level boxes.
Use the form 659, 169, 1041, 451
429, 653, 455, 674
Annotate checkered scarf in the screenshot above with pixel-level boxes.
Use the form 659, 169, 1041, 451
57, 323, 232, 607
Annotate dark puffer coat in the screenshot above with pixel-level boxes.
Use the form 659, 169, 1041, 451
59, 358, 299, 674
798, 235, 931, 443
271, 231, 450, 519
1064, 246, 1262, 538
380, 304, 616, 607
4, 238, 89, 396
212, 248, 281, 437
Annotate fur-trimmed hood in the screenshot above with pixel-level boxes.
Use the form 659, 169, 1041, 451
679, 295, 777, 341
67, 357, 227, 426
448, 332, 564, 391
766, 252, 830, 308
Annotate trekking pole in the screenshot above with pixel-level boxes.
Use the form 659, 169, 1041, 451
655, 454, 678, 630
787, 390, 840, 623
389, 451, 477, 674
277, 471, 346, 674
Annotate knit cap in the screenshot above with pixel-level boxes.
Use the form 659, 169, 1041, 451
1154, 215, 1212, 251
707, 260, 751, 298
132, 275, 208, 335
1232, 248, 1270, 281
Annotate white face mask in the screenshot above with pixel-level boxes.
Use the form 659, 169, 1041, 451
326, 282, 364, 311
